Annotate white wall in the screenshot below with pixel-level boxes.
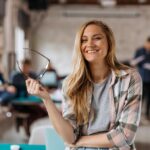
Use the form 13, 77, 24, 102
30, 5, 150, 76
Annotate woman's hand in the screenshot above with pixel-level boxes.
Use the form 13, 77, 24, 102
26, 78, 50, 101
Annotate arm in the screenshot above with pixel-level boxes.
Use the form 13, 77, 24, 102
143, 63, 150, 70
130, 49, 145, 66
43, 98, 76, 144
130, 55, 145, 66
74, 70, 142, 148
75, 133, 113, 148
26, 78, 75, 144
106, 71, 142, 148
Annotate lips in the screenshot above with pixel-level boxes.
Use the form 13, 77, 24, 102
85, 49, 99, 53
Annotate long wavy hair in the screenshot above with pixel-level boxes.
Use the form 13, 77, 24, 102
64, 20, 128, 125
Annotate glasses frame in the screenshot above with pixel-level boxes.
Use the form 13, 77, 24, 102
16, 48, 50, 80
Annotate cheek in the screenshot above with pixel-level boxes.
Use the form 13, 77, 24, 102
101, 43, 108, 58
104, 49, 108, 57
80, 46, 85, 55
102, 41, 108, 53
81, 51, 86, 59
81, 44, 85, 50
101, 40, 108, 48
81, 45, 86, 55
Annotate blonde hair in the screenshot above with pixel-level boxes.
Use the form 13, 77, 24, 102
65, 20, 128, 125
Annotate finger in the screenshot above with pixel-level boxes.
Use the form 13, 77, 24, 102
35, 82, 40, 95
27, 80, 36, 94
29, 80, 38, 94
26, 79, 32, 93
26, 78, 35, 87
26, 78, 31, 87
39, 85, 45, 91
26, 79, 33, 94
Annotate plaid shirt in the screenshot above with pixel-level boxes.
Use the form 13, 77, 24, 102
62, 68, 142, 150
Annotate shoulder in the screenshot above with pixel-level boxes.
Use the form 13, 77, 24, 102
126, 68, 142, 80
11, 71, 21, 78
119, 68, 141, 77
116, 68, 142, 85
136, 47, 146, 54
122, 68, 142, 88
116, 69, 143, 99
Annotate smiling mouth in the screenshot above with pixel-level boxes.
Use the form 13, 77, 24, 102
85, 49, 99, 53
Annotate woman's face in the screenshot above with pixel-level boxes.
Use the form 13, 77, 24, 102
81, 24, 108, 64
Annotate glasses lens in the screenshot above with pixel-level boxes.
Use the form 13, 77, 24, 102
16, 49, 50, 80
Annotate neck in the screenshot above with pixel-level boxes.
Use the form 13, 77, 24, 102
89, 62, 110, 83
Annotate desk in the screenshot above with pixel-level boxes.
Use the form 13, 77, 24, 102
9, 95, 61, 136
0, 144, 45, 150
10, 99, 48, 136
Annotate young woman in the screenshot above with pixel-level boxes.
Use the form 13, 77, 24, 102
26, 20, 142, 150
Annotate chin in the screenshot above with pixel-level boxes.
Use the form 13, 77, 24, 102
85, 58, 95, 62
86, 59, 98, 64
85, 57, 105, 64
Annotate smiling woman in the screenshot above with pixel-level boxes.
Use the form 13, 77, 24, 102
81, 24, 108, 66
25, 20, 142, 150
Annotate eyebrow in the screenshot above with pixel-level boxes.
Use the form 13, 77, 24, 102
82, 33, 104, 38
93, 34, 104, 37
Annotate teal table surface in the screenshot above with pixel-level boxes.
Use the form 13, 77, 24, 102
0, 144, 46, 150
13, 95, 42, 103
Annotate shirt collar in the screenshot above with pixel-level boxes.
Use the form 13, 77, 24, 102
110, 69, 129, 86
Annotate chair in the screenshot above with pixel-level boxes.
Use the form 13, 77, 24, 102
29, 125, 50, 145
45, 127, 65, 150
29, 126, 65, 150
11, 101, 47, 136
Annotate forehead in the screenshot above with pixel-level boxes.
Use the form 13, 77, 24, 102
82, 24, 104, 36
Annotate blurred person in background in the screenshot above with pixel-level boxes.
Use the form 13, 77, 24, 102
10, 59, 36, 98
25, 20, 142, 150
131, 36, 150, 120
0, 68, 16, 105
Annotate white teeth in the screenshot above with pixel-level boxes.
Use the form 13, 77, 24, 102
86, 50, 98, 53
88, 51, 96, 53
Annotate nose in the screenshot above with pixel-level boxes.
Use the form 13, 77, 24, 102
86, 39, 94, 47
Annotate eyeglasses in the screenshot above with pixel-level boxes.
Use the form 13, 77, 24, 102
16, 48, 50, 80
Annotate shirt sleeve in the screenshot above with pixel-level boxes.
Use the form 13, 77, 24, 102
134, 48, 145, 67
61, 80, 80, 143
107, 70, 142, 148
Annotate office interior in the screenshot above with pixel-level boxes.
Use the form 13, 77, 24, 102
0, 0, 150, 150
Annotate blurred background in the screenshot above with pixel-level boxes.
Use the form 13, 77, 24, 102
0, 0, 150, 150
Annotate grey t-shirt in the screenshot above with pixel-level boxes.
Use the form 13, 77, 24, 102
64, 74, 112, 150
83, 74, 112, 135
